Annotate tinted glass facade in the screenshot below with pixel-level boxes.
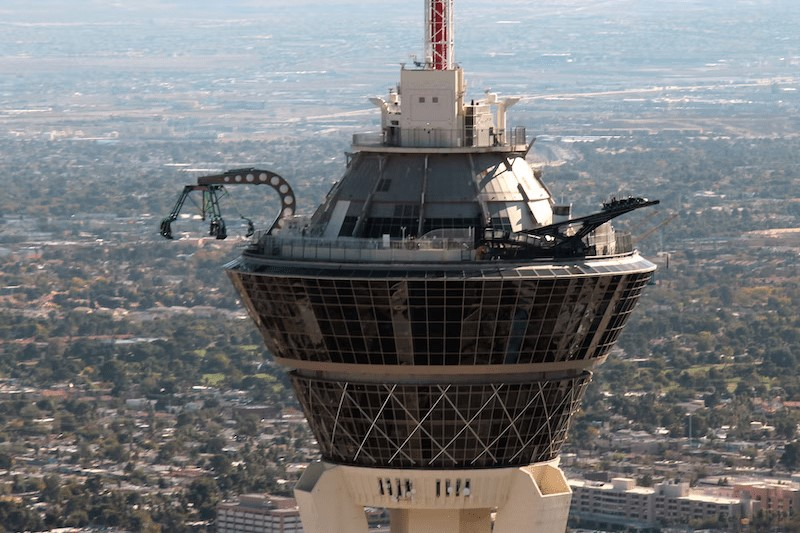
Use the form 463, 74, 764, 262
229, 269, 652, 366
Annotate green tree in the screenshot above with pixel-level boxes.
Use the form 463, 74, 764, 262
186, 477, 220, 520
0, 451, 13, 471
780, 441, 800, 471
775, 411, 799, 440
0, 500, 44, 531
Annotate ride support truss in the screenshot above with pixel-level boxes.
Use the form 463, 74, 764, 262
482, 197, 660, 259
159, 168, 295, 240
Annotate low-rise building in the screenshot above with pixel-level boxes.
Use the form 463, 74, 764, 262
570, 478, 745, 530
217, 494, 303, 533
655, 481, 743, 528
733, 481, 800, 518
571, 478, 657, 529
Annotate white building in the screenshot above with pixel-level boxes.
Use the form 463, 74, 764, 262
570, 478, 744, 530
217, 494, 303, 533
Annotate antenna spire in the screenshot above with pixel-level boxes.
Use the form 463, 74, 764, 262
425, 0, 454, 70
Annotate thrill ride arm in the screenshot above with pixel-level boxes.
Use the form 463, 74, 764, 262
159, 168, 296, 240
481, 197, 660, 258
523, 197, 660, 256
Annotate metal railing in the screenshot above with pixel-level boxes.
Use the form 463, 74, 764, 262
245, 228, 636, 263
352, 126, 527, 150
248, 234, 475, 263
585, 231, 635, 255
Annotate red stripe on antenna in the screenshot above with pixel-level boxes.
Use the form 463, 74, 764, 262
427, 0, 451, 70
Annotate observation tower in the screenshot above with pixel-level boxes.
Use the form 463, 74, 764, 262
218, 2, 657, 532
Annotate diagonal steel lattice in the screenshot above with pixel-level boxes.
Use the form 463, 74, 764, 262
292, 374, 591, 469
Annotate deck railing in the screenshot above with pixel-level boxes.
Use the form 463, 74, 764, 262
352, 126, 527, 150
248, 234, 475, 263
245, 228, 636, 263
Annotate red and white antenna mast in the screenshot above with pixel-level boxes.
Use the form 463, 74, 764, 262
425, 0, 454, 70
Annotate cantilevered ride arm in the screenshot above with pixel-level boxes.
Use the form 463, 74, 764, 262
482, 197, 660, 258
159, 184, 228, 240
521, 197, 660, 255
159, 168, 296, 240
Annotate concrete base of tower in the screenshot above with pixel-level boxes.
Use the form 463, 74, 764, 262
294, 460, 572, 533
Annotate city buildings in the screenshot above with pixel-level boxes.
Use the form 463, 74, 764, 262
570, 477, 800, 531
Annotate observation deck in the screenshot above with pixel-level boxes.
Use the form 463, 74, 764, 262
227, 240, 654, 469
242, 230, 638, 266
